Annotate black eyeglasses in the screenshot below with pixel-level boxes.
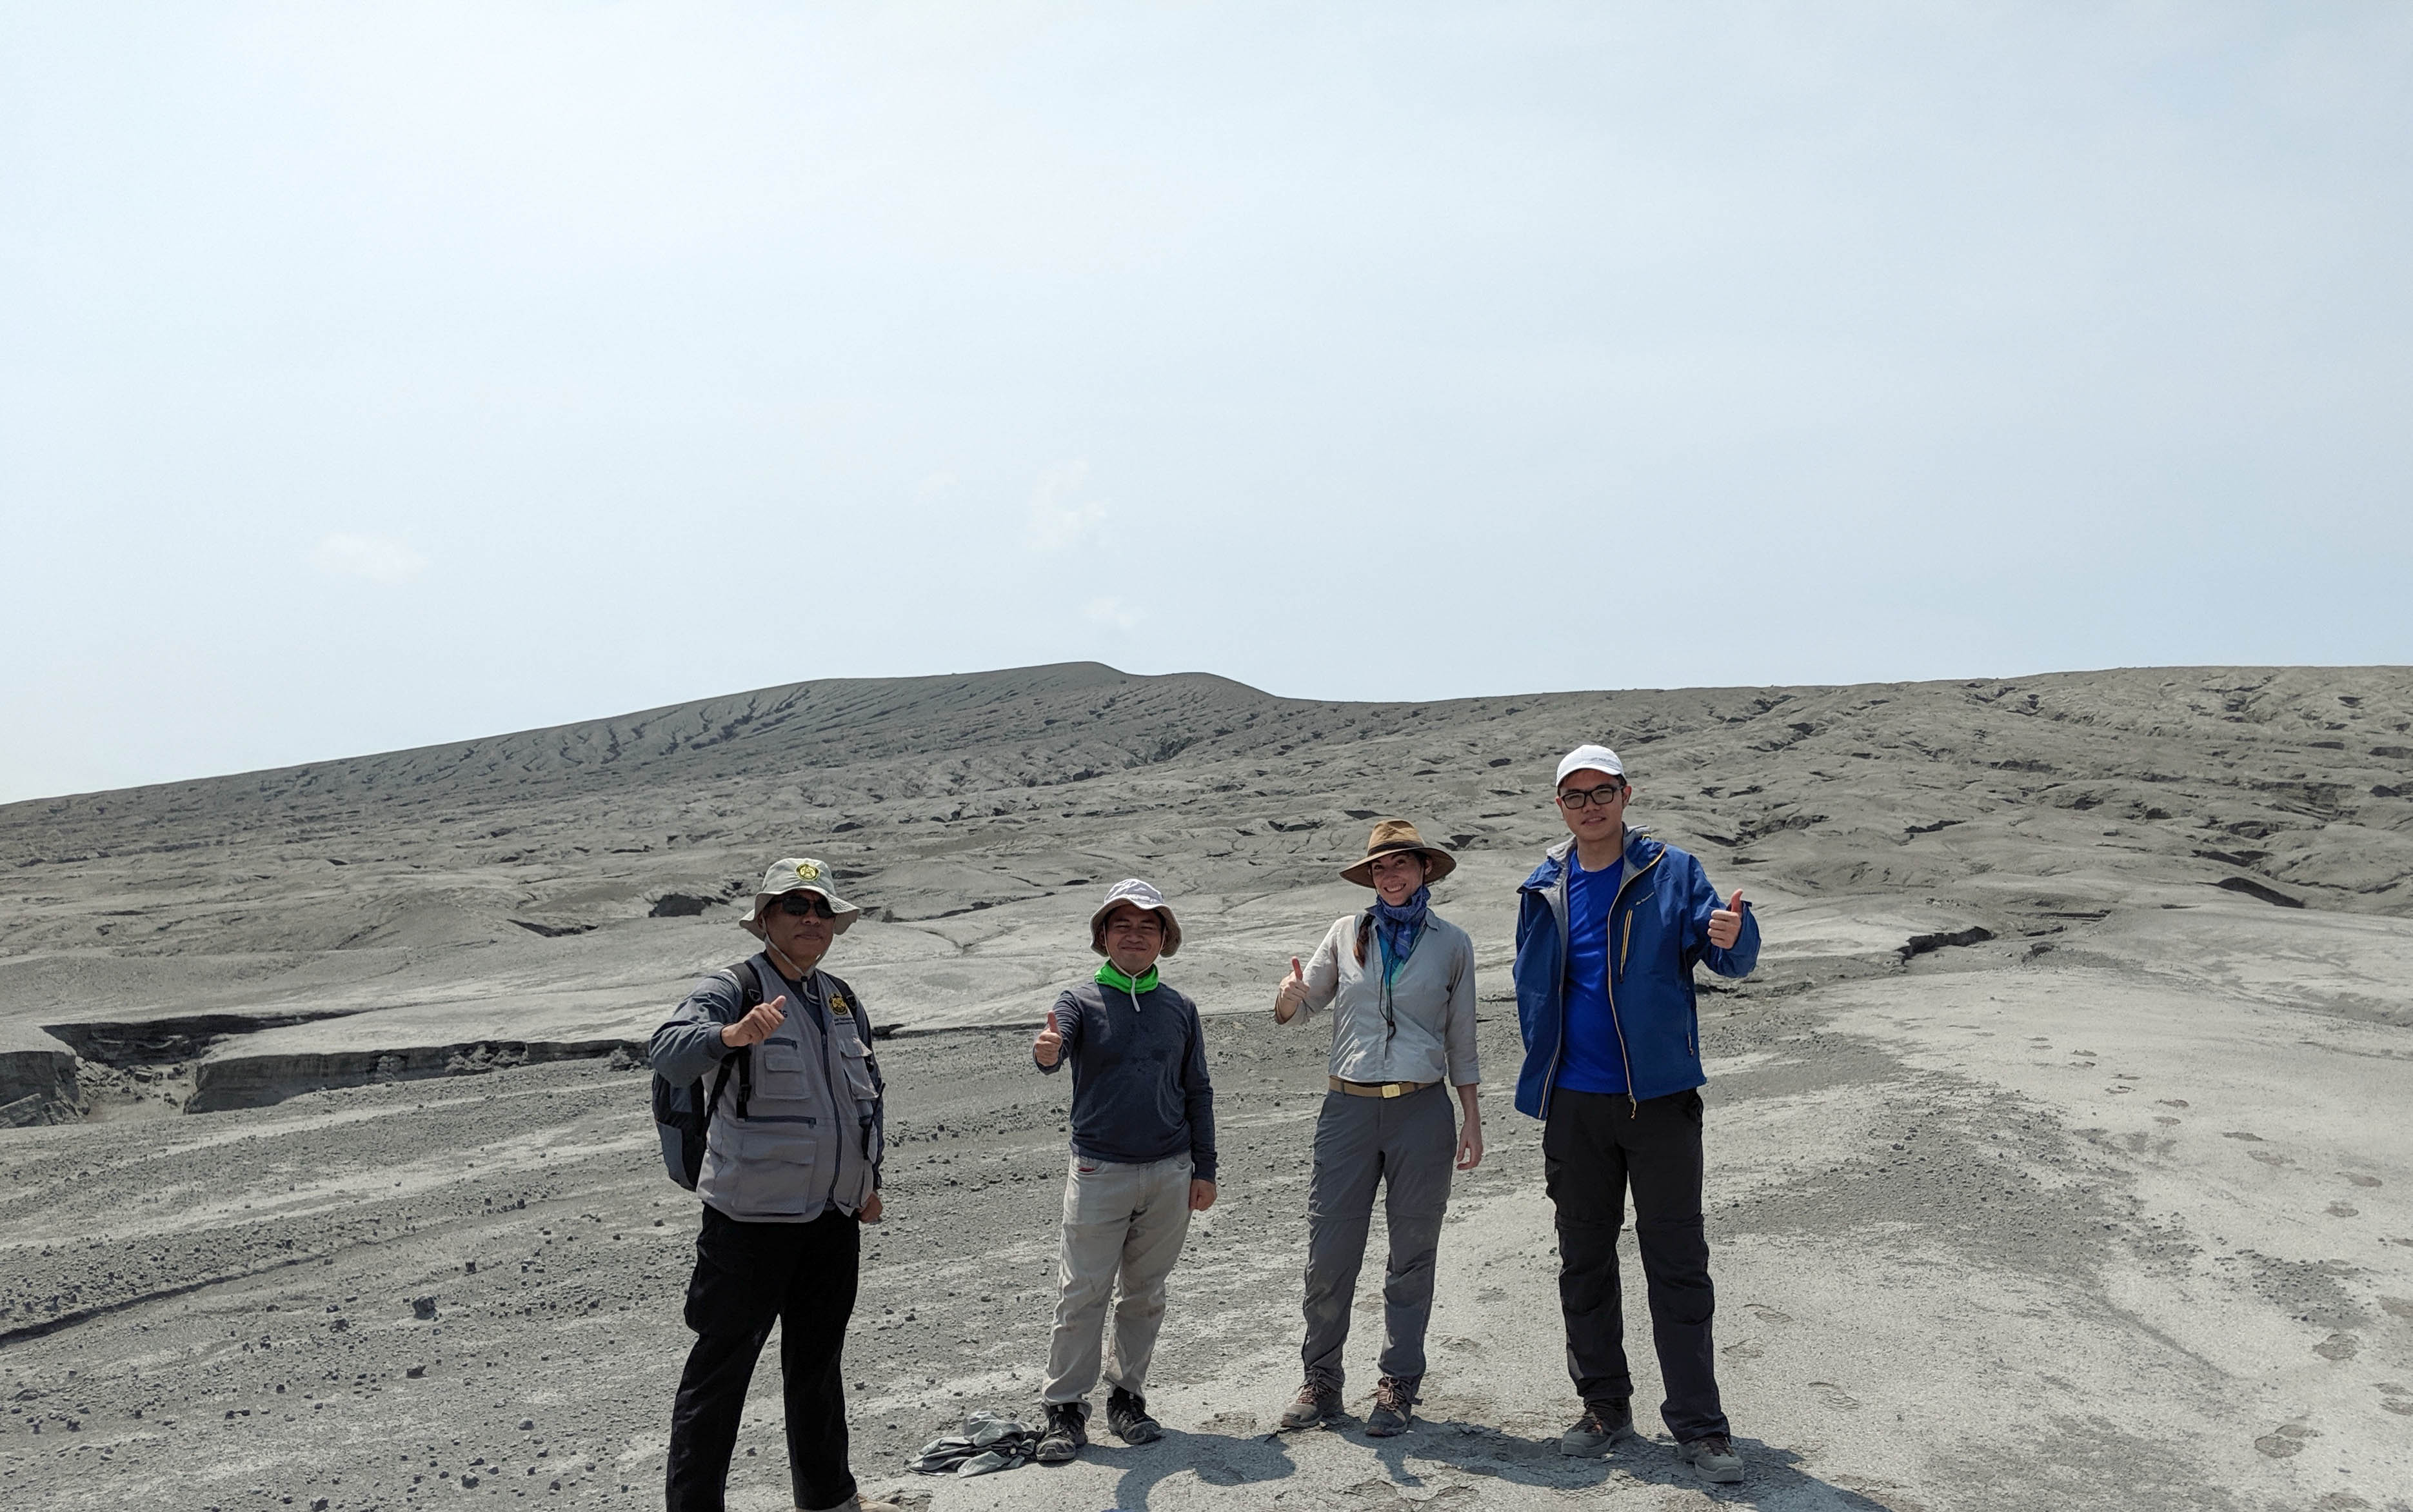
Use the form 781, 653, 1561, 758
1556, 782, 1628, 810
775, 895, 837, 919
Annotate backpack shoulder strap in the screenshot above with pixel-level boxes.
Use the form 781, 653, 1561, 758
720, 957, 764, 1013
707, 957, 763, 1122
701, 1051, 740, 1123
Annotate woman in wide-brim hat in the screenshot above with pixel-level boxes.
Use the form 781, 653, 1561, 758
1269, 819, 1482, 1438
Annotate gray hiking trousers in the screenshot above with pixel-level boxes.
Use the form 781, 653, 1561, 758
1301, 1081, 1456, 1386
1042, 1151, 1195, 1404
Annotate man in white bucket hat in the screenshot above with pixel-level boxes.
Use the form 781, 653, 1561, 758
1027, 879, 1218, 1464
650, 857, 900, 1512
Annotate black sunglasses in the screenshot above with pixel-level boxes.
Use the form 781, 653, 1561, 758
774, 894, 838, 919
1556, 782, 1629, 810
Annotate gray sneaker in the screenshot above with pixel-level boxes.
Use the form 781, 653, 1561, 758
1106, 1387, 1162, 1445
1558, 1398, 1636, 1456
1034, 1402, 1087, 1464
1676, 1433, 1744, 1484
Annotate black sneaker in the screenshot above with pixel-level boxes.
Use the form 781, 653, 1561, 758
1364, 1375, 1420, 1437
1676, 1433, 1743, 1484
1558, 1397, 1635, 1456
1034, 1401, 1087, 1464
1276, 1374, 1343, 1430
1106, 1387, 1162, 1444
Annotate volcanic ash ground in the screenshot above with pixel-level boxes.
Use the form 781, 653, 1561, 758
2, 662, 2409, 1509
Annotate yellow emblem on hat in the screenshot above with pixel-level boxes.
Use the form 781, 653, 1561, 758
796, 861, 820, 881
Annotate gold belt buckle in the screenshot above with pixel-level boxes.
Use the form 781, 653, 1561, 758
1380, 1082, 1402, 1099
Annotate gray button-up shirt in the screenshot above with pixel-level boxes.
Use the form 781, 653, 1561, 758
1289, 911, 1480, 1088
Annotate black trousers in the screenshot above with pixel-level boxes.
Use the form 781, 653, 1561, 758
666, 1204, 860, 1512
1542, 1087, 1729, 1444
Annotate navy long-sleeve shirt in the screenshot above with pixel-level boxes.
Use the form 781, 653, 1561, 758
1034, 978, 1218, 1182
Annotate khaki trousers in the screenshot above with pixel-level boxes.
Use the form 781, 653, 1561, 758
1042, 1151, 1194, 1404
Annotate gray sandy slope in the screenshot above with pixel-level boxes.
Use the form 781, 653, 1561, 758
1, 662, 2409, 1509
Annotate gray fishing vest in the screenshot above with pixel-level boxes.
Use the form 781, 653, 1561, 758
695, 956, 882, 1222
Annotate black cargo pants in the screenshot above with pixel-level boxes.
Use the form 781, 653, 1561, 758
1542, 1086, 1729, 1444
666, 1204, 860, 1512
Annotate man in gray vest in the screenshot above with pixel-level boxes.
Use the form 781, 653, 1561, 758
651, 858, 899, 1512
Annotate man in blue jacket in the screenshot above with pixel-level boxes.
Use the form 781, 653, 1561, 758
1513, 744, 1760, 1485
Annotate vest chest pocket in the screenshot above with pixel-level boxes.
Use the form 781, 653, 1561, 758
833, 1031, 878, 1102
758, 1039, 808, 1092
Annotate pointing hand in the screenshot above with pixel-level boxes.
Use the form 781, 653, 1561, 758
1034, 1008, 1064, 1068
1707, 891, 1746, 950
721, 995, 788, 1049
1274, 957, 1309, 1022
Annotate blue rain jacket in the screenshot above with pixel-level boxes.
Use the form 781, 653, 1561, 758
1513, 830, 1761, 1118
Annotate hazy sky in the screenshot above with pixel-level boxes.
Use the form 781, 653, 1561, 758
4, 3, 2409, 802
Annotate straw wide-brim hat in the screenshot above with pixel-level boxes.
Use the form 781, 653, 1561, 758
1340, 819, 1457, 888
739, 857, 864, 939
1087, 878, 1182, 957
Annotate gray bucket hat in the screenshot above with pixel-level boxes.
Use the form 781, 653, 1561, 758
1087, 878, 1181, 957
740, 857, 864, 939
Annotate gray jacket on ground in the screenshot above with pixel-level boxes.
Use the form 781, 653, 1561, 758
651, 953, 885, 1223
1291, 911, 1480, 1088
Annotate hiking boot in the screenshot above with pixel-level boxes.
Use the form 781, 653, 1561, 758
1676, 1433, 1745, 1484
1034, 1401, 1087, 1464
1276, 1374, 1343, 1430
1364, 1375, 1420, 1437
1558, 1397, 1635, 1457
1106, 1386, 1162, 1445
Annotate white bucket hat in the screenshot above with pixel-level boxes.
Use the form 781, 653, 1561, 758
739, 857, 864, 939
1087, 878, 1182, 957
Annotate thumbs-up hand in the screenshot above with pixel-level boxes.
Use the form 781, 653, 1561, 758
1273, 957, 1309, 1022
1707, 890, 1746, 950
721, 994, 788, 1049
1033, 1008, 1065, 1068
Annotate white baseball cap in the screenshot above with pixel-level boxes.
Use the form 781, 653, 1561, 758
1554, 744, 1627, 787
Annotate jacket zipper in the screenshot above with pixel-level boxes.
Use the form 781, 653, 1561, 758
1542, 852, 1574, 1117
1603, 850, 1662, 1117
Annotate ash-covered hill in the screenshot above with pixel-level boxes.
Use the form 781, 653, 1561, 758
1, 661, 2408, 1120
5, 660, 2408, 934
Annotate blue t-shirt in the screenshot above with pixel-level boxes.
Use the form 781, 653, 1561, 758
1556, 853, 1628, 1095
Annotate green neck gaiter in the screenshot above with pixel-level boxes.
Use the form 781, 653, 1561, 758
1095, 960, 1160, 999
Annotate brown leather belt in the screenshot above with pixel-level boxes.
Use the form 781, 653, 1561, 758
1329, 1076, 1437, 1099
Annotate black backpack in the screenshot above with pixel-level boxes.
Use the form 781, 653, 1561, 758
651, 957, 879, 1189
